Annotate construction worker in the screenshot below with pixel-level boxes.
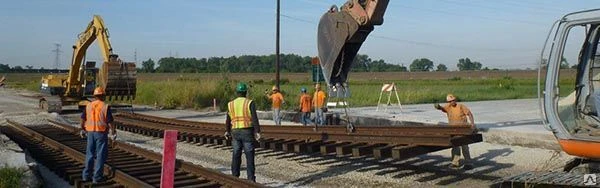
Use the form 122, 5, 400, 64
298, 87, 312, 126
224, 82, 261, 182
434, 94, 476, 170
312, 83, 327, 126
80, 87, 116, 183
266, 85, 284, 126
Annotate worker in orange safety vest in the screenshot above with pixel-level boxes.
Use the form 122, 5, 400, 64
80, 87, 116, 183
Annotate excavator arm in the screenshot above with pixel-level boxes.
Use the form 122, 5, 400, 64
65, 15, 112, 96
64, 15, 136, 100
317, 0, 389, 87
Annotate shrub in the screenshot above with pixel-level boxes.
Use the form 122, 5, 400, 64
0, 167, 24, 188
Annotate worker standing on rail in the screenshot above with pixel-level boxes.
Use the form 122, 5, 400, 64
434, 94, 476, 170
299, 87, 312, 126
224, 82, 261, 182
80, 87, 116, 183
266, 85, 284, 126
313, 83, 327, 126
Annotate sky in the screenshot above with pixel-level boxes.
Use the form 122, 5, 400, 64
0, 0, 596, 70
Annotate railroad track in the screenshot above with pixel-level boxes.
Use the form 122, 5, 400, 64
113, 112, 482, 160
1, 119, 263, 188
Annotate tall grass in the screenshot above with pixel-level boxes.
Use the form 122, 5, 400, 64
3, 72, 576, 111
135, 77, 227, 109
0, 167, 24, 188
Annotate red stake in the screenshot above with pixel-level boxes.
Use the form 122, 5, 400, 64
161, 130, 178, 188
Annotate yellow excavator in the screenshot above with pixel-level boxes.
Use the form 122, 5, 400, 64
39, 15, 136, 113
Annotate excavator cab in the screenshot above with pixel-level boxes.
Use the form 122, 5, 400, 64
541, 9, 600, 172
82, 61, 98, 96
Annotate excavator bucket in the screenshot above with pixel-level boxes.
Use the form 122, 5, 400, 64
318, 10, 368, 86
317, 0, 388, 86
98, 59, 137, 101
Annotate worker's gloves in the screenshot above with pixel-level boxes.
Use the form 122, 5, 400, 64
79, 130, 87, 138
434, 103, 442, 110
255, 133, 261, 141
110, 133, 117, 140
224, 131, 231, 140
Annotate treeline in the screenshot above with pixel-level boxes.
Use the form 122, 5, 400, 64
140, 54, 408, 73
0, 64, 67, 73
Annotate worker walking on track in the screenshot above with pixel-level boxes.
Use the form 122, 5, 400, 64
80, 87, 116, 183
267, 85, 284, 126
313, 83, 327, 126
224, 83, 261, 182
299, 87, 312, 126
434, 94, 476, 170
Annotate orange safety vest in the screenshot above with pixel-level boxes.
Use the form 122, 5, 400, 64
228, 97, 253, 129
85, 100, 109, 132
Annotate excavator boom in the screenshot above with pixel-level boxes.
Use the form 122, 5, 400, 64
65, 15, 136, 99
317, 0, 389, 86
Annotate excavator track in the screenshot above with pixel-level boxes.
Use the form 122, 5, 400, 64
493, 171, 600, 187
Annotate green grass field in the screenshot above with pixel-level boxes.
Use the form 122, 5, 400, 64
2, 71, 575, 111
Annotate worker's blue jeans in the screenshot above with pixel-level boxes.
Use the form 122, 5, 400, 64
82, 131, 108, 182
301, 112, 311, 126
315, 108, 325, 126
272, 109, 282, 126
231, 128, 256, 182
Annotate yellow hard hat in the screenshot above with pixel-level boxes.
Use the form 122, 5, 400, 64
93, 87, 105, 96
315, 83, 321, 89
272, 85, 279, 91
446, 94, 456, 102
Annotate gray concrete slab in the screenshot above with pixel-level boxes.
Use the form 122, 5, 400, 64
328, 98, 559, 150
336, 98, 548, 134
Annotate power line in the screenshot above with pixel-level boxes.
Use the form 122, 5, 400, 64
391, 4, 547, 26
370, 35, 537, 52
280, 13, 538, 52
434, 0, 560, 16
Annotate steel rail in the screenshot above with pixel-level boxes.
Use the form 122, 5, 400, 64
115, 113, 476, 146
6, 119, 153, 188
117, 112, 475, 135
48, 119, 264, 188
111, 113, 482, 160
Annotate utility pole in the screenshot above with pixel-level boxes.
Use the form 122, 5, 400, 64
275, 0, 280, 88
52, 43, 62, 69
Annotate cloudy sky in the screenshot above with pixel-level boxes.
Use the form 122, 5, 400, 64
0, 0, 595, 70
